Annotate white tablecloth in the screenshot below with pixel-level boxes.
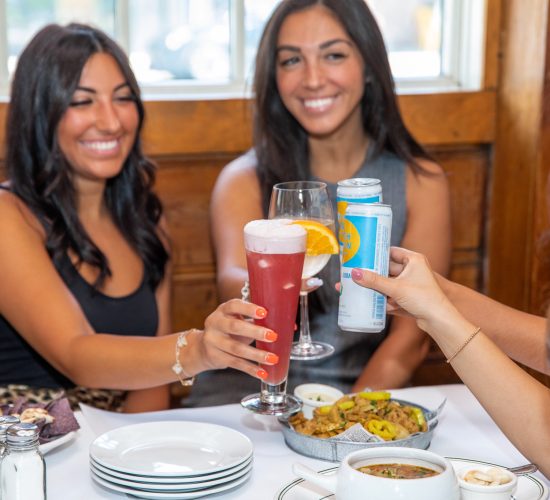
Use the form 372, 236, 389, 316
45, 384, 549, 499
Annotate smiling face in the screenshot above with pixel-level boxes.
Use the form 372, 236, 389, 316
56, 52, 139, 189
275, 5, 365, 140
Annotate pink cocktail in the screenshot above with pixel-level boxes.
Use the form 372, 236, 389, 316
241, 219, 305, 416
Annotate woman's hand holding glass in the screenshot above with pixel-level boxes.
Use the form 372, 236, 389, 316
187, 298, 279, 380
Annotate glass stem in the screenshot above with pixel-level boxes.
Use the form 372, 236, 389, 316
260, 381, 287, 405
298, 291, 313, 348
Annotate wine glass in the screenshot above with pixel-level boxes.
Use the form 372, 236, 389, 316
269, 181, 336, 360
240, 219, 306, 416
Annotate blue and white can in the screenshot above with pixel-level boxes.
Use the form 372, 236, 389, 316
336, 178, 382, 246
338, 203, 392, 333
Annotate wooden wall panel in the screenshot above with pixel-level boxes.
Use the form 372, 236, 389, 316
155, 157, 228, 272
432, 147, 489, 250
171, 276, 218, 332
142, 100, 253, 156
399, 92, 496, 146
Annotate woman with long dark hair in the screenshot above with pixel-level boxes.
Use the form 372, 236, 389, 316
201, 0, 451, 407
0, 23, 277, 412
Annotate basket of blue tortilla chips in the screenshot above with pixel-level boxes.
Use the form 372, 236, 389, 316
1, 397, 79, 444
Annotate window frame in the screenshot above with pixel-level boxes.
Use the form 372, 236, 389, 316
0, 0, 487, 100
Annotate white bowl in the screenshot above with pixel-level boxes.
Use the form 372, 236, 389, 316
293, 383, 344, 418
458, 465, 518, 499
293, 446, 460, 500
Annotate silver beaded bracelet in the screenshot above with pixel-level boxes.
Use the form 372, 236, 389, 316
172, 329, 201, 386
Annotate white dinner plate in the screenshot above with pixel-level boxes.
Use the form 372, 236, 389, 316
90, 460, 253, 492
90, 421, 253, 477
39, 431, 77, 455
90, 455, 253, 484
91, 468, 252, 499
274, 459, 549, 500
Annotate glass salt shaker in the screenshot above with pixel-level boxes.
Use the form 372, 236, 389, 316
0, 415, 20, 457
0, 423, 46, 500
0, 414, 20, 500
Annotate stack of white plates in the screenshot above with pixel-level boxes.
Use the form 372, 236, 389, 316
89, 421, 253, 499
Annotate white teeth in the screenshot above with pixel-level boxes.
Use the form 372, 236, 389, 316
304, 97, 334, 110
83, 140, 118, 151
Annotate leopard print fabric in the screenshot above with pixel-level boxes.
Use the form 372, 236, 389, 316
0, 385, 127, 412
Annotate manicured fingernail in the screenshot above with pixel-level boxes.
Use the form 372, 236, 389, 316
351, 268, 363, 280
256, 308, 267, 318
257, 369, 268, 380
265, 330, 278, 341
265, 353, 279, 364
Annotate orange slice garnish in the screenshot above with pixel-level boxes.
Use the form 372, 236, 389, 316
292, 220, 339, 256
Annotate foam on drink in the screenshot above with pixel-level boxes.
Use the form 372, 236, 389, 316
244, 219, 306, 254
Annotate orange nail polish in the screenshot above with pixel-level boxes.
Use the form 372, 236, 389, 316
257, 369, 268, 380
265, 330, 278, 342
256, 308, 267, 318
265, 353, 279, 364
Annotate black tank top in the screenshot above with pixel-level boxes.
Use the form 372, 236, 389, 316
0, 186, 159, 388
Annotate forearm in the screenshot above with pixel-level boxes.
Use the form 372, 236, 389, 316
352, 316, 431, 391
63, 332, 201, 390
440, 278, 548, 373
425, 312, 550, 476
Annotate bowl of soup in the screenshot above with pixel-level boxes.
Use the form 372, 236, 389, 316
293, 446, 460, 500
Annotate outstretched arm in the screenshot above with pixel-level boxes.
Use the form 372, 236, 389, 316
436, 276, 548, 373
352, 247, 550, 477
0, 191, 278, 392
353, 160, 451, 390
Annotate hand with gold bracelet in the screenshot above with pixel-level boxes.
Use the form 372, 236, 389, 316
351, 246, 550, 478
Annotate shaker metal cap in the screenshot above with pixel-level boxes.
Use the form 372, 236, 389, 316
0, 415, 20, 434
6, 422, 39, 445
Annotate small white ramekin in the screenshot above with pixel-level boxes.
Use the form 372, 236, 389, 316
293, 383, 344, 418
457, 466, 518, 500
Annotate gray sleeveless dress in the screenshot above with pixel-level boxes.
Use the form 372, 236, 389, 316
182, 150, 406, 407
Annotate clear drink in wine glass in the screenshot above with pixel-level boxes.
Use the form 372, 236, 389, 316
240, 219, 306, 416
269, 181, 336, 361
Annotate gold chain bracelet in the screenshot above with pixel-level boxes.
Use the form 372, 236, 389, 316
446, 326, 481, 363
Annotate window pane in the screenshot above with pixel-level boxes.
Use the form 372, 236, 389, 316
244, 0, 279, 81
128, 0, 230, 83
6, 0, 115, 77
367, 0, 442, 79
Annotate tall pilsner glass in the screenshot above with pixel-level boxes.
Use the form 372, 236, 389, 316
240, 219, 306, 416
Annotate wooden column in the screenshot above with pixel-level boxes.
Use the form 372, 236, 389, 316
488, 0, 550, 386
488, 0, 550, 312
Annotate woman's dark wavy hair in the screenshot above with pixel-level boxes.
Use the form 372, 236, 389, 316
6, 23, 168, 289
254, 0, 432, 213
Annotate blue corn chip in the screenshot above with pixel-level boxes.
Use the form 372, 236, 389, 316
40, 398, 80, 441
1, 396, 79, 444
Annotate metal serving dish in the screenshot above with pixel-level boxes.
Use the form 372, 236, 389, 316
278, 398, 440, 462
